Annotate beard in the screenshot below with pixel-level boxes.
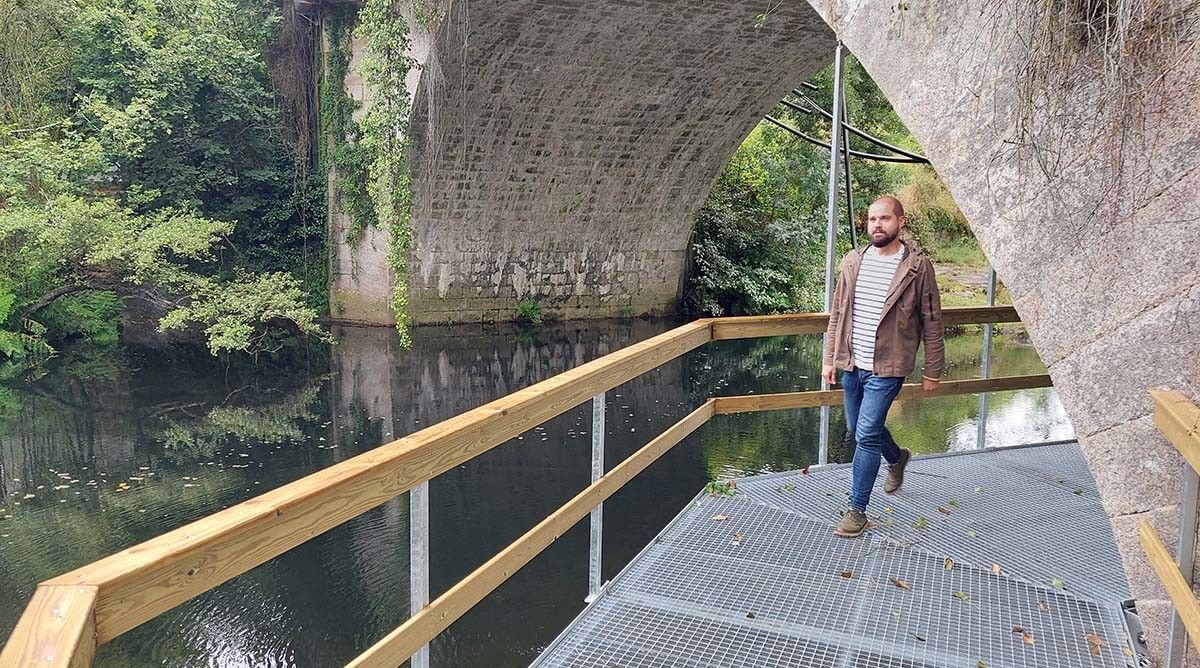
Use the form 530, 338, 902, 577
870, 230, 898, 248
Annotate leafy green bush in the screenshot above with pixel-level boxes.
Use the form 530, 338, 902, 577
898, 165, 973, 247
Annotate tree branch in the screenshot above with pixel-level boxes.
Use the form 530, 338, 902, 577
19, 284, 92, 321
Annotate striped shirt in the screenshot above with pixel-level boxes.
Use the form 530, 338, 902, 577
851, 245, 905, 371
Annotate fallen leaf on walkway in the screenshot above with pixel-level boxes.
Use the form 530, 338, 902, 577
913, 517, 928, 530
712, 514, 728, 521
937, 506, 952, 515
891, 609, 901, 619
889, 577, 912, 590
1052, 577, 1066, 590
1085, 632, 1105, 655
884, 506, 893, 513
976, 661, 987, 668
991, 563, 1002, 575
967, 529, 978, 538
944, 557, 955, 571
973, 485, 983, 493
1121, 646, 1134, 656
746, 611, 756, 619
948, 499, 959, 508
1011, 626, 1035, 644
841, 570, 853, 579
913, 633, 926, 642
952, 591, 970, 602
1037, 600, 1048, 612
732, 531, 745, 546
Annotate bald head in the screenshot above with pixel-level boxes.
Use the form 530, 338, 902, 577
870, 195, 905, 218
865, 195, 906, 250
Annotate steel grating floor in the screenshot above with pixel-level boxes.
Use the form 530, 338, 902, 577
531, 442, 1144, 668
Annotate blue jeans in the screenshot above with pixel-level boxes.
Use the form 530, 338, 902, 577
842, 368, 905, 511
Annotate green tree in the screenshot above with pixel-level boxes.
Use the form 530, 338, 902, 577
685, 55, 913, 316
685, 126, 823, 316
0, 0, 328, 374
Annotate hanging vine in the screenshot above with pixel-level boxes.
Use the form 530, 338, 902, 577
320, 5, 375, 244
355, 0, 418, 345
320, 0, 434, 342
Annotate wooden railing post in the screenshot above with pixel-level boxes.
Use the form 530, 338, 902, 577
0, 585, 97, 668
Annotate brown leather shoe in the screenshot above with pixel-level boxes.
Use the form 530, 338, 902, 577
884, 448, 911, 494
834, 507, 868, 537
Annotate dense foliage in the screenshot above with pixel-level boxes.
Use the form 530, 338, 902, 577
0, 0, 326, 376
356, 0, 420, 342
321, 0, 418, 342
685, 55, 969, 315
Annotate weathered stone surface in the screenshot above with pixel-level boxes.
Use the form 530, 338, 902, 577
1050, 284, 1200, 437
1007, 167, 1200, 367
1111, 505, 1178, 602
1080, 414, 1185, 518
1139, 598, 1200, 667
325, 29, 396, 325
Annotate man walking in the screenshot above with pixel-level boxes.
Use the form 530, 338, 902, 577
821, 195, 945, 538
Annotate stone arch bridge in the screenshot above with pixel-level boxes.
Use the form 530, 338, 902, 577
324, 0, 1200, 655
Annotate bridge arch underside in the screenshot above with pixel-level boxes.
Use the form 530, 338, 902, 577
410, 0, 1199, 656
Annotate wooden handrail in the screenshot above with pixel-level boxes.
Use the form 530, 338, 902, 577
709, 304, 1020, 340
1140, 390, 1200, 664
0, 586, 96, 668
45, 319, 711, 645
350, 373, 1053, 666
1141, 521, 1200, 655
0, 305, 1028, 667
713, 374, 1054, 414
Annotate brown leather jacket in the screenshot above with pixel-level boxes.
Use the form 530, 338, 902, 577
822, 242, 945, 379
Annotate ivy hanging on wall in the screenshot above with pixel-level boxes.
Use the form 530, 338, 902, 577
355, 0, 418, 345
320, 5, 375, 245
322, 0, 431, 344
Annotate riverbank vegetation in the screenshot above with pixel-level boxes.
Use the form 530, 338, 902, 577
684, 55, 987, 317
0, 0, 327, 378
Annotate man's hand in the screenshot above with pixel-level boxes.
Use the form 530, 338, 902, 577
922, 377, 939, 395
822, 364, 837, 386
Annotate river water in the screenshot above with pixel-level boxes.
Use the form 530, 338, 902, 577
0, 319, 1070, 666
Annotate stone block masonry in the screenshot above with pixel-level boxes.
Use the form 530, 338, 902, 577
405, 0, 836, 324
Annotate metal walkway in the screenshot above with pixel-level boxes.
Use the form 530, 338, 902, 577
532, 442, 1144, 668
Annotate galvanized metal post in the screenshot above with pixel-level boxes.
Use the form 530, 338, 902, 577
586, 393, 605, 602
818, 42, 847, 466
410, 481, 430, 668
840, 79, 857, 250
1166, 464, 1199, 667
976, 267, 997, 449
